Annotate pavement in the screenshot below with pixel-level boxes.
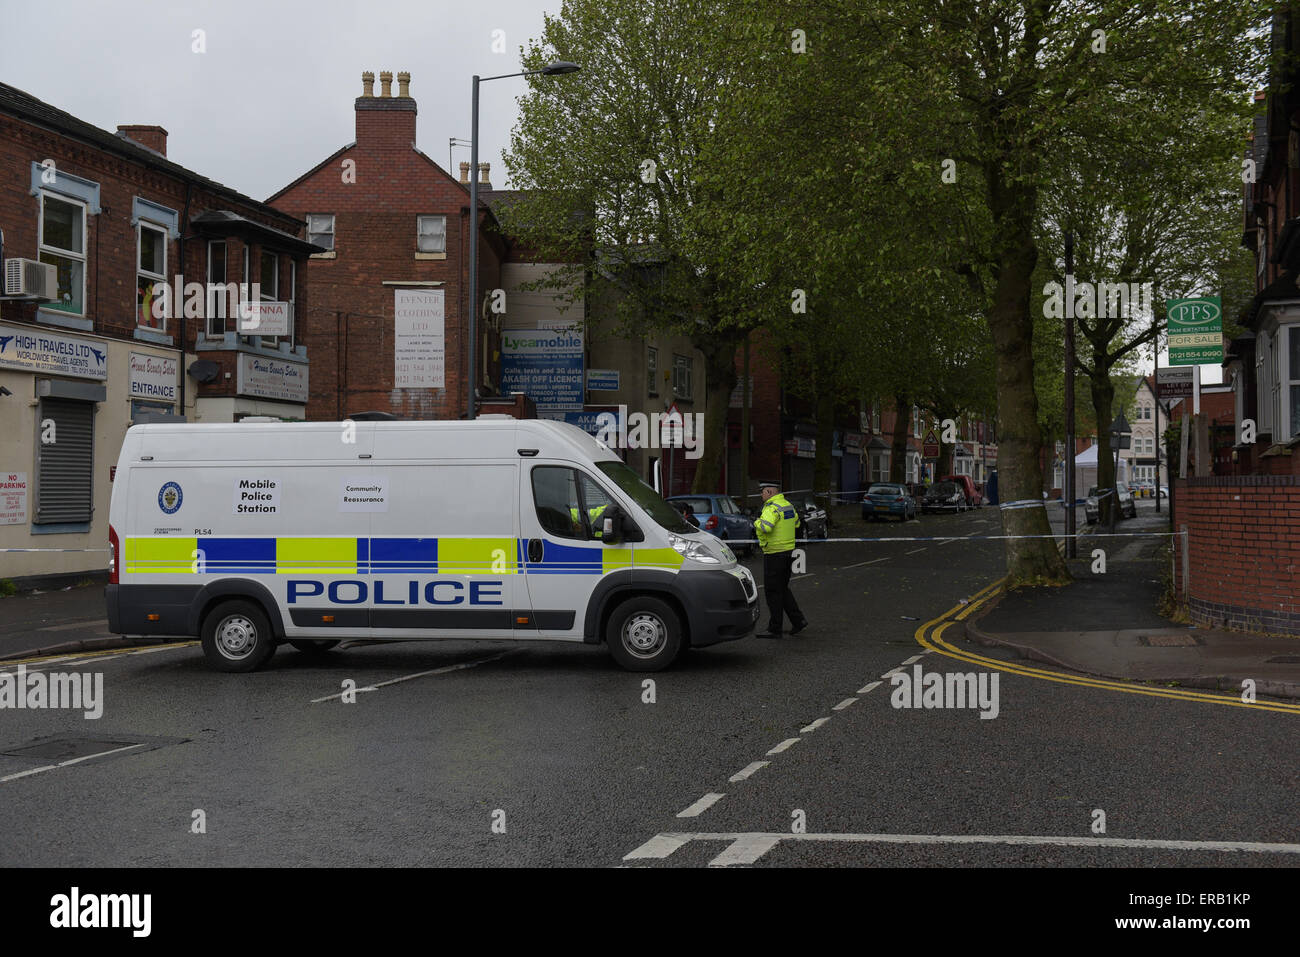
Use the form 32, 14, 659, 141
0, 578, 174, 661
967, 500, 1300, 700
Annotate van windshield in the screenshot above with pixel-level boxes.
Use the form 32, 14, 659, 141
597, 461, 696, 533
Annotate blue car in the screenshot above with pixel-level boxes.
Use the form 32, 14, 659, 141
666, 494, 756, 557
862, 483, 917, 521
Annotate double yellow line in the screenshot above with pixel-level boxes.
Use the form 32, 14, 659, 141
915, 580, 1300, 716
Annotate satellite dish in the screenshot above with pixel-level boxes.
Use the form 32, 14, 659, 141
187, 359, 219, 383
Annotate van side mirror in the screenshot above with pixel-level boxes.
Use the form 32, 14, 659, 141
600, 505, 622, 545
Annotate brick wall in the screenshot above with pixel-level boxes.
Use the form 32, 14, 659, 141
1173, 475, 1300, 635
269, 77, 505, 421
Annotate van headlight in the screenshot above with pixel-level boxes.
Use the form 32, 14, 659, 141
667, 533, 721, 564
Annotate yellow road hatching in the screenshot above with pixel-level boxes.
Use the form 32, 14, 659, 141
914, 579, 1300, 716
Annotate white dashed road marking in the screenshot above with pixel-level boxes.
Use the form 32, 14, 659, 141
311, 649, 520, 702
0, 743, 146, 785
800, 717, 830, 733
857, 681, 882, 694
832, 697, 858, 711
729, 762, 768, 782
626, 832, 1300, 866
766, 738, 799, 755
676, 793, 725, 818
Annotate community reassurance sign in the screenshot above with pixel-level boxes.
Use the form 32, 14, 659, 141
1166, 296, 1223, 366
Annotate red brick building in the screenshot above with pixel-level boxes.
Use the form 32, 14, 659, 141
0, 80, 317, 583
268, 71, 505, 420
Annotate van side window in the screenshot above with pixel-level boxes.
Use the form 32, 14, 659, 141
531, 466, 585, 540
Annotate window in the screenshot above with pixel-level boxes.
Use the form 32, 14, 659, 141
34, 396, 93, 523
417, 215, 446, 253
647, 346, 658, 396
307, 214, 334, 251
260, 250, 279, 346
1290, 327, 1300, 438
672, 354, 693, 399
38, 193, 87, 315
912, 407, 920, 438
206, 241, 227, 337
530, 465, 618, 541
136, 222, 168, 329
871, 404, 881, 432
870, 450, 890, 484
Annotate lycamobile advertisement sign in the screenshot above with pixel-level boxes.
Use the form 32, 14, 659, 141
500, 321, 583, 410
1166, 296, 1222, 366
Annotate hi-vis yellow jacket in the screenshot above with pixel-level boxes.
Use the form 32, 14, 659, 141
754, 493, 799, 554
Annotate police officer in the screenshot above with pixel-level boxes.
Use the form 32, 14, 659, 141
753, 480, 809, 638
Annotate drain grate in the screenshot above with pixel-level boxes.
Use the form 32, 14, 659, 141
1, 737, 137, 761
1140, 634, 1201, 647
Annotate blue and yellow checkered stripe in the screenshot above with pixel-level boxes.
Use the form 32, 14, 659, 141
123, 537, 684, 575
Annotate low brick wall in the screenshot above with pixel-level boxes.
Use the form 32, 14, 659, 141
1172, 476, 1300, 635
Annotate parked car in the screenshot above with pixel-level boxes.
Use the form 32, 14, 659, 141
921, 480, 967, 513
1084, 483, 1136, 524
666, 493, 753, 555
863, 482, 917, 521
939, 473, 982, 507
906, 482, 929, 500
784, 491, 829, 539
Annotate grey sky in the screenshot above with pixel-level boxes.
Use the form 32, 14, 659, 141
1, 0, 560, 200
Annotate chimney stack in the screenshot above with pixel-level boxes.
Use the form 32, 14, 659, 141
117, 125, 168, 157
397, 71, 411, 98
478, 162, 491, 187
355, 69, 417, 146
459, 162, 471, 184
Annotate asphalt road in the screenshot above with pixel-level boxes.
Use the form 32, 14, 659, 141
0, 502, 1294, 868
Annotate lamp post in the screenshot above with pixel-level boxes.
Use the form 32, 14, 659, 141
467, 60, 580, 420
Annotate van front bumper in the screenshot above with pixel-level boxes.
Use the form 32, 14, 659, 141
676, 567, 758, 647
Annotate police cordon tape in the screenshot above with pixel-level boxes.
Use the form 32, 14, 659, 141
728, 531, 1184, 544
0, 548, 110, 553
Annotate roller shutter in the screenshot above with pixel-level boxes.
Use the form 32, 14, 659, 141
34, 397, 95, 523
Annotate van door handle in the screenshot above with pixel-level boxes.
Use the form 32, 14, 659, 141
527, 539, 543, 564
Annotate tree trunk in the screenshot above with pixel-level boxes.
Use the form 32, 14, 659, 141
1090, 366, 1116, 525
690, 330, 741, 494
985, 177, 1069, 584
890, 393, 910, 483
813, 388, 835, 514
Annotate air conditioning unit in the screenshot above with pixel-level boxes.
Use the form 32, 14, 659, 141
4, 258, 57, 299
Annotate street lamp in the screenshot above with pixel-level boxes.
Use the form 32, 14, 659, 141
467, 60, 581, 419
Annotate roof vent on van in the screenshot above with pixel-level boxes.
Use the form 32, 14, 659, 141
239, 416, 281, 423
476, 414, 515, 420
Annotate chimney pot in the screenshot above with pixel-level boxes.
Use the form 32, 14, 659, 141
361, 71, 375, 97
478, 162, 491, 186
379, 71, 393, 97
459, 161, 471, 184
397, 71, 411, 97
117, 124, 168, 157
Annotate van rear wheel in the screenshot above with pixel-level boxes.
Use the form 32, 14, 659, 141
201, 600, 276, 673
606, 597, 683, 672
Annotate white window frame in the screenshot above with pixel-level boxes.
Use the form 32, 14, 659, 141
417, 215, 446, 254
672, 353, 693, 400
259, 249, 280, 346
307, 213, 335, 252
136, 220, 168, 330
206, 240, 228, 338
38, 192, 88, 317
869, 450, 890, 484
1287, 325, 1300, 439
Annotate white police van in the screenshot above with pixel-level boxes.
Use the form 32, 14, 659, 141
106, 418, 758, 672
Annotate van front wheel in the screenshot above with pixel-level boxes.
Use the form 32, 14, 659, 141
607, 597, 683, 672
202, 600, 276, 672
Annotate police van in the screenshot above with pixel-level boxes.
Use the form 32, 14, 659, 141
105, 418, 758, 672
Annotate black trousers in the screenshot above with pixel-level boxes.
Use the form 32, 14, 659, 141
762, 550, 805, 632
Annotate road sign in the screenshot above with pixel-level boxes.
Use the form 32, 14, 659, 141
586, 369, 620, 391
1166, 296, 1222, 366
1156, 366, 1193, 399
922, 430, 939, 458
